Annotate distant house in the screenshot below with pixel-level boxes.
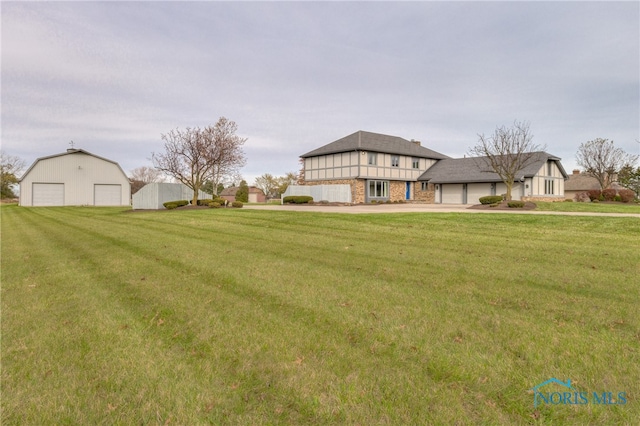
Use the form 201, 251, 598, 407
300, 130, 568, 204
19, 149, 130, 207
564, 170, 622, 200
220, 186, 266, 203
132, 182, 211, 209
418, 152, 568, 204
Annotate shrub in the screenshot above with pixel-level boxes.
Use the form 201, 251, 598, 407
564, 199, 573, 202
164, 203, 178, 209
163, 200, 188, 209
283, 196, 313, 204
196, 199, 214, 206
208, 202, 221, 208
231, 201, 243, 208
574, 192, 590, 202
507, 201, 525, 208
618, 189, 635, 203
586, 190, 601, 201
592, 199, 599, 203
614, 195, 622, 202
601, 188, 617, 201
479, 195, 503, 205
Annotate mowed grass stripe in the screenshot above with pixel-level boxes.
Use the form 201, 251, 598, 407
2, 205, 639, 424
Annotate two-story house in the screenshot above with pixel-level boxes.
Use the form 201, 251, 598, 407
300, 130, 568, 204
300, 130, 449, 203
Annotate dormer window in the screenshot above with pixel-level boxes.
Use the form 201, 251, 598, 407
391, 155, 399, 167
412, 158, 419, 169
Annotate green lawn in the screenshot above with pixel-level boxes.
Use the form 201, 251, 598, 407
2, 205, 639, 424
535, 201, 640, 214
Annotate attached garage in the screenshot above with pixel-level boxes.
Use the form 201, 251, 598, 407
19, 149, 130, 207
440, 184, 464, 204
466, 183, 493, 205
32, 183, 65, 206
419, 152, 568, 204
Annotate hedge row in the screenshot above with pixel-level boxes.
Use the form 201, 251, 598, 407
283, 195, 313, 204
580, 189, 635, 203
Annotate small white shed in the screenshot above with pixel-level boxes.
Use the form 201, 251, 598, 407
132, 183, 211, 209
19, 149, 130, 207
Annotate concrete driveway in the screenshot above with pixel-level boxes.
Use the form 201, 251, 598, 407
243, 203, 640, 218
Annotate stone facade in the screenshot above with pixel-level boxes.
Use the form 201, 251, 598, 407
522, 196, 566, 202
415, 188, 435, 203
389, 181, 406, 202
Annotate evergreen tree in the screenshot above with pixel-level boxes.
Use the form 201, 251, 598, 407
236, 180, 249, 202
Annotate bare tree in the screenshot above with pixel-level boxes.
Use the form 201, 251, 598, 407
129, 166, 165, 194
576, 138, 639, 190
152, 117, 247, 205
254, 172, 299, 199
207, 118, 247, 195
254, 173, 279, 199
277, 172, 299, 196
297, 158, 305, 184
468, 121, 545, 201
1, 151, 26, 199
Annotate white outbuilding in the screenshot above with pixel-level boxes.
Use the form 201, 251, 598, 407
132, 182, 211, 209
19, 149, 131, 207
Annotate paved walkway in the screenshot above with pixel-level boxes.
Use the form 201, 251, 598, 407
244, 203, 640, 218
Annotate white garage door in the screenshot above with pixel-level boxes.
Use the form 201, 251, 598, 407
33, 183, 64, 206
441, 184, 464, 204
94, 184, 122, 206
467, 183, 493, 205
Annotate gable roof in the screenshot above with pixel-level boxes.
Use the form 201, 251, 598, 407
419, 151, 568, 183
19, 149, 127, 181
301, 130, 449, 160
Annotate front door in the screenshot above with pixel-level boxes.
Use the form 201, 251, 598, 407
406, 182, 411, 200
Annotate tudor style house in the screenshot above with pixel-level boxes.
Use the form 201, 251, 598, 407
300, 130, 568, 204
301, 131, 450, 203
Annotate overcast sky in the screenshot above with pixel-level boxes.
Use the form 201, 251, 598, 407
2, 1, 639, 184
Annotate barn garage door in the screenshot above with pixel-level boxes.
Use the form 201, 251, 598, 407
33, 183, 64, 206
94, 184, 122, 206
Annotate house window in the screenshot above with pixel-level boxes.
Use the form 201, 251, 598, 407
421, 182, 429, 191
391, 156, 400, 167
412, 158, 420, 169
368, 180, 389, 198
547, 162, 553, 176
368, 152, 377, 166
545, 179, 554, 195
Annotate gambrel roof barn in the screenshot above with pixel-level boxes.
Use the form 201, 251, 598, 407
19, 149, 131, 207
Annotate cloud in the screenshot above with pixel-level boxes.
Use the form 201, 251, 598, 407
2, 1, 638, 177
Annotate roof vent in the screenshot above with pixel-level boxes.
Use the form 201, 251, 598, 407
411, 139, 421, 146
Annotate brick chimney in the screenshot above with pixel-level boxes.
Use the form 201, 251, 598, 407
411, 139, 421, 147
572, 169, 580, 175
